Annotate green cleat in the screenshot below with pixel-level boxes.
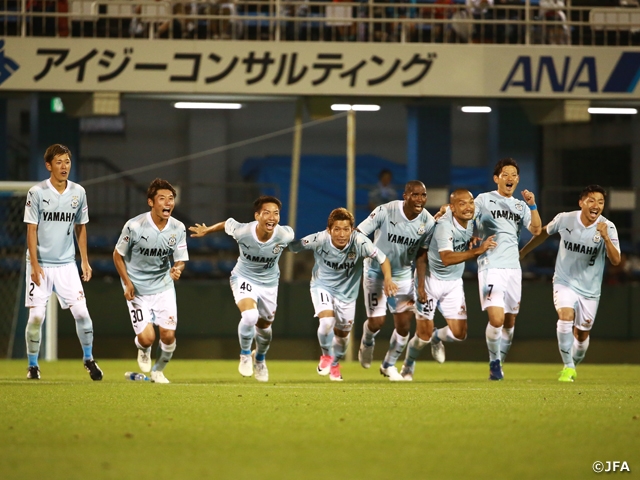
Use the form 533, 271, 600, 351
558, 367, 577, 382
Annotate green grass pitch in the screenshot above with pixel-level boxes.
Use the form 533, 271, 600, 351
1, 360, 639, 480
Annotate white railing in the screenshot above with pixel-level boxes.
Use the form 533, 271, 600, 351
2, 0, 640, 45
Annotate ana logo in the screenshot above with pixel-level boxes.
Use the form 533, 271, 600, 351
593, 232, 602, 243
167, 316, 177, 327
516, 203, 523, 211
0, 40, 20, 86
168, 234, 177, 247
417, 224, 426, 235
71, 196, 79, 208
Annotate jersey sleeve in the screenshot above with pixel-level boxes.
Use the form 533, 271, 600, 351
224, 218, 242, 239
279, 225, 295, 245
76, 191, 89, 224
546, 213, 563, 235
435, 222, 455, 252
358, 233, 386, 264
357, 205, 386, 236
289, 231, 321, 254
173, 224, 189, 262
115, 220, 134, 256
604, 220, 620, 254
522, 201, 532, 229
23, 188, 40, 225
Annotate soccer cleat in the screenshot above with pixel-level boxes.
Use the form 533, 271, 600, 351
84, 359, 103, 381
488, 359, 503, 381
150, 370, 170, 384
254, 361, 269, 382
329, 364, 343, 382
358, 338, 375, 369
379, 364, 405, 382
137, 349, 152, 373
400, 363, 414, 381
27, 366, 40, 380
239, 354, 253, 377
558, 367, 577, 383
431, 340, 446, 364
317, 355, 332, 376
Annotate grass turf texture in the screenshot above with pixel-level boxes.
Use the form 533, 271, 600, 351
1, 360, 639, 480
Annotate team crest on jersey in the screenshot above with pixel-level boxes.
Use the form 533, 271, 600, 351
593, 232, 601, 243
168, 234, 177, 247
516, 203, 523, 211
347, 250, 356, 260
272, 244, 285, 254
71, 196, 79, 208
418, 224, 426, 235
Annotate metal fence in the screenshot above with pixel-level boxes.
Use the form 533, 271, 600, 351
3, 0, 640, 46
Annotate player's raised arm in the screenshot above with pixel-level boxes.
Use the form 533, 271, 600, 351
596, 222, 621, 266
440, 235, 497, 267
74, 223, 92, 282
188, 221, 226, 237
522, 189, 542, 235
519, 226, 551, 260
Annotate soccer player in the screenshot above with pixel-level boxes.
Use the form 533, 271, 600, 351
189, 196, 294, 382
23, 144, 102, 380
520, 185, 620, 382
401, 189, 497, 380
475, 158, 541, 380
113, 178, 188, 384
357, 180, 436, 381
289, 208, 397, 381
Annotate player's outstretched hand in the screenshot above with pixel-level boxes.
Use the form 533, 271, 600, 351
596, 222, 610, 240
31, 264, 45, 287
81, 261, 92, 282
433, 204, 449, 221
521, 189, 536, 206
189, 223, 209, 237
123, 281, 135, 301
478, 235, 497, 253
170, 265, 182, 281
383, 278, 398, 298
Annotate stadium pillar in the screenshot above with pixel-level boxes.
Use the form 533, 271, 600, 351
406, 105, 451, 188
0, 98, 6, 180
283, 99, 303, 282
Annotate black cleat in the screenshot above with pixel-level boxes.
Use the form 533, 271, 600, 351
27, 366, 41, 380
84, 359, 103, 381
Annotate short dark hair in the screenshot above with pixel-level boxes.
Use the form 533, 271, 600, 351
44, 144, 71, 163
404, 180, 426, 193
327, 207, 355, 229
493, 157, 519, 176
579, 185, 606, 200
147, 178, 177, 201
254, 195, 282, 212
379, 169, 393, 180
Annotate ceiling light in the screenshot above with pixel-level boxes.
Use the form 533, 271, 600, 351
174, 102, 242, 109
331, 104, 381, 112
461, 106, 492, 113
588, 107, 637, 115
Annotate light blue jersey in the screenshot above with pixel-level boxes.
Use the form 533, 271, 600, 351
115, 212, 189, 295
290, 230, 386, 303
358, 200, 435, 281
474, 191, 532, 271
225, 219, 294, 288
428, 214, 474, 281
23, 179, 89, 267
547, 211, 619, 299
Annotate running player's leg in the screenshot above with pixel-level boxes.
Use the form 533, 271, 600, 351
252, 285, 277, 382
360, 275, 387, 368
328, 299, 355, 381
24, 263, 52, 378
127, 294, 155, 373
311, 287, 335, 375
380, 279, 414, 381
500, 269, 522, 363
231, 275, 259, 377
149, 289, 178, 383
430, 278, 468, 363
479, 269, 508, 380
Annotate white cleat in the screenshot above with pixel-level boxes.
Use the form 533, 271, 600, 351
358, 338, 375, 369
137, 349, 152, 373
239, 354, 253, 377
150, 370, 170, 384
400, 363, 414, 381
254, 361, 269, 382
431, 340, 446, 364
379, 365, 405, 382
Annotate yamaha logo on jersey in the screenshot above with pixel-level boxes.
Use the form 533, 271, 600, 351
347, 250, 356, 260
593, 232, 602, 243
516, 203, 523, 211
71, 196, 79, 208
168, 234, 177, 247
418, 224, 426, 235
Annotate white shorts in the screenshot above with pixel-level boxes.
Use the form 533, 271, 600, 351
553, 283, 599, 332
478, 268, 521, 313
363, 274, 414, 317
416, 276, 467, 321
230, 274, 278, 322
310, 286, 356, 331
25, 262, 86, 309
126, 288, 178, 335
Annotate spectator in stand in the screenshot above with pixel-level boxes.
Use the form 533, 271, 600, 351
466, 0, 494, 42
538, 0, 569, 45
368, 169, 398, 211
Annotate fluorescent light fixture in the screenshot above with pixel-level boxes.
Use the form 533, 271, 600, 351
174, 102, 242, 109
331, 104, 381, 112
588, 107, 637, 115
461, 106, 492, 113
